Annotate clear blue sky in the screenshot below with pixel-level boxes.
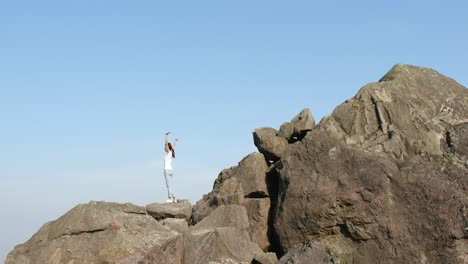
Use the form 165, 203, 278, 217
1, 0, 467, 260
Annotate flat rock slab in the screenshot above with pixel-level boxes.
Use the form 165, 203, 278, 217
146, 200, 192, 221
6, 201, 184, 264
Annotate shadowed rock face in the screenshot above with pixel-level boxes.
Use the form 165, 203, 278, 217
7, 64, 468, 264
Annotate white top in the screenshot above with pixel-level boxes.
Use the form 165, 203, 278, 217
164, 151, 173, 170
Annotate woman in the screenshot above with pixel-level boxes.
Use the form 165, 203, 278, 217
164, 132, 179, 203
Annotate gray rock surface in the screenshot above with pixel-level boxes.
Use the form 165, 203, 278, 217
332, 64, 468, 159
192, 177, 245, 224
278, 241, 337, 264
185, 205, 277, 264
215, 152, 269, 197
241, 198, 271, 250
270, 65, 468, 263
192, 152, 268, 224
192, 205, 250, 232
277, 108, 316, 141
159, 218, 189, 233
146, 200, 192, 221
253, 127, 288, 162
184, 227, 264, 264
6, 201, 184, 264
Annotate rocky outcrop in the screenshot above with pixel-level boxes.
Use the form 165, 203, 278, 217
215, 152, 269, 197
7, 64, 468, 264
191, 152, 273, 254
270, 64, 468, 263
277, 108, 316, 142
253, 127, 288, 162
192, 152, 269, 224
192, 177, 245, 224
185, 205, 277, 264
6, 202, 277, 264
331, 64, 467, 159
6, 201, 184, 264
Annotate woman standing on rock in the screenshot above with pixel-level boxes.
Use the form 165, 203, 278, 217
164, 132, 179, 203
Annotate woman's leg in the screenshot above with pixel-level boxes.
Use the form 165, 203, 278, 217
164, 169, 173, 199
169, 170, 175, 199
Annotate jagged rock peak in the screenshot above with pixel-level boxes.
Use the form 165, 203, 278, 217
277, 108, 316, 142
379, 63, 450, 82
330, 63, 467, 159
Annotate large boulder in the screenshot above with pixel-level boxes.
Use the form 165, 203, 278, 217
185, 205, 277, 264
192, 205, 250, 232
253, 127, 288, 162
184, 227, 266, 264
192, 177, 245, 224
241, 198, 271, 251
272, 125, 468, 263
146, 200, 192, 221
214, 152, 269, 197
270, 65, 468, 263
192, 152, 268, 224
331, 64, 468, 159
6, 201, 184, 264
277, 108, 316, 141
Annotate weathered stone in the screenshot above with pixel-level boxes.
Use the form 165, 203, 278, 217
278, 241, 336, 264
146, 200, 192, 221
160, 218, 189, 233
253, 127, 288, 162
184, 227, 265, 264
278, 108, 316, 141
215, 152, 269, 197
192, 198, 215, 225
270, 65, 468, 263
446, 122, 468, 164
192, 152, 269, 224
214, 177, 245, 204
272, 117, 468, 262
6, 201, 184, 264
186, 205, 275, 264
208, 258, 249, 264
192, 177, 245, 224
241, 198, 270, 250
193, 205, 250, 232
252, 252, 278, 264
332, 64, 468, 158
8, 64, 468, 264
317, 114, 347, 141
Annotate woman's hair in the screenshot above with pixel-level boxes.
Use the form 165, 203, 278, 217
168, 143, 175, 158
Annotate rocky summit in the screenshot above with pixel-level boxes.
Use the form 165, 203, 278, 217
6, 64, 468, 264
